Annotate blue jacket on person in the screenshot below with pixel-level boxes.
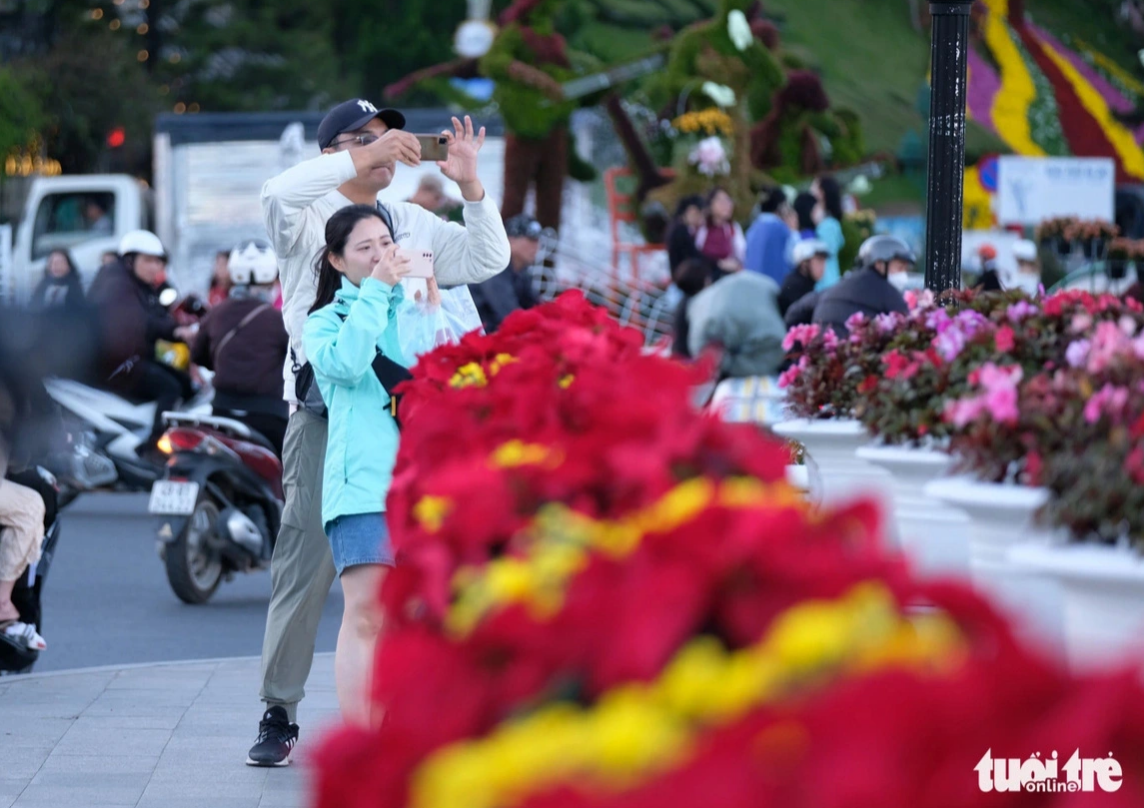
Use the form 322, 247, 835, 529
744, 213, 794, 284
303, 275, 424, 529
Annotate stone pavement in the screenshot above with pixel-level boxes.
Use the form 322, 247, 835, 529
0, 654, 339, 808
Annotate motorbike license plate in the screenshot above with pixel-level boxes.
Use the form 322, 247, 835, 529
148, 481, 200, 515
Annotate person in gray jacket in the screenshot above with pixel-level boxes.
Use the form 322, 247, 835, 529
687, 271, 788, 380
248, 99, 509, 766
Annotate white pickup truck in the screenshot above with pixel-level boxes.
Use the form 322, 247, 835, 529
2, 109, 514, 303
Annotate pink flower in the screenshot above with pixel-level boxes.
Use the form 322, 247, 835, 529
1083, 384, 1130, 424
844, 312, 867, 333
1121, 315, 1139, 336
1006, 301, 1038, 323
908, 289, 935, 311
777, 355, 809, 388
983, 384, 1020, 424
1071, 313, 1094, 333
944, 363, 1023, 427
782, 324, 820, 352
945, 397, 985, 428
995, 325, 1015, 353
933, 328, 966, 362
874, 313, 901, 334
822, 328, 840, 350
1065, 339, 1091, 368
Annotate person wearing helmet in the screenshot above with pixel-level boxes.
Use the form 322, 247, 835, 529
1008, 239, 1041, 295
191, 241, 290, 456
87, 230, 197, 458
975, 243, 1003, 292
812, 234, 913, 333
778, 239, 829, 317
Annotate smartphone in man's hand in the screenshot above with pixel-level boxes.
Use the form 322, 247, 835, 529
414, 134, 449, 162
397, 248, 434, 279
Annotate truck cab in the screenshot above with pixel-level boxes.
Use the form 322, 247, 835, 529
13, 174, 149, 300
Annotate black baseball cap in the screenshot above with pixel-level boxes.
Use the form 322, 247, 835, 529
505, 214, 543, 240
317, 99, 406, 150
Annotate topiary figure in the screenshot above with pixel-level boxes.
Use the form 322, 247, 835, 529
384, 0, 599, 234
749, 70, 863, 184
644, 0, 784, 123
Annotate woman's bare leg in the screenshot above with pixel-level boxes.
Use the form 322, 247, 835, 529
334, 564, 388, 726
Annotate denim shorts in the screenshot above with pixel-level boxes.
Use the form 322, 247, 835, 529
325, 513, 395, 577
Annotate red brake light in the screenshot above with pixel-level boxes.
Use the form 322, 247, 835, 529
161, 428, 204, 453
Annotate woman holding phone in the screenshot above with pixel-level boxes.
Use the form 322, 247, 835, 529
302, 203, 436, 724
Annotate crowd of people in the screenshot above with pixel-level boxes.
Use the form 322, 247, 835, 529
666, 177, 1050, 381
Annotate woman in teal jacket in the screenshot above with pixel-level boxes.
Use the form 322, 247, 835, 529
812, 175, 846, 291
302, 203, 432, 724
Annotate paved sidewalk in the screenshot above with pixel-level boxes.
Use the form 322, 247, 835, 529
0, 654, 339, 808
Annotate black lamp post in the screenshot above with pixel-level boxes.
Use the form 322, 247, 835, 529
923, 0, 975, 293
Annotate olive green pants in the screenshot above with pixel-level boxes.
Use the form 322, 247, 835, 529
258, 408, 337, 721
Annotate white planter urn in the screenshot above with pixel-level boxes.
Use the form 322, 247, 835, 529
925, 476, 1062, 657
856, 445, 970, 578
784, 464, 810, 492
771, 419, 895, 538
1010, 542, 1144, 674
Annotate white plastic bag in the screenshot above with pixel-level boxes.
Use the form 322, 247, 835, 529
398, 286, 484, 360
438, 285, 483, 335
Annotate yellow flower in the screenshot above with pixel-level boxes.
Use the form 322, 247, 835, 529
413, 496, 452, 533
450, 362, 488, 388
984, 3, 1045, 156
489, 353, 518, 376
490, 440, 562, 469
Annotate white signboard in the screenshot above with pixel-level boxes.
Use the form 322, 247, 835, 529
997, 156, 1115, 225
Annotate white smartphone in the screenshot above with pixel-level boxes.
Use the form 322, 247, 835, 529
397, 248, 434, 279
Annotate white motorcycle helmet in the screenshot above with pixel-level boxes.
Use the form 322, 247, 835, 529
118, 230, 167, 259
227, 240, 278, 286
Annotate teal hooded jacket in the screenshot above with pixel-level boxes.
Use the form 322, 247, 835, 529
303, 275, 419, 529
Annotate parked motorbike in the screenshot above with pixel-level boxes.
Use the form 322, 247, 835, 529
0, 466, 63, 675
150, 411, 282, 604
45, 377, 212, 496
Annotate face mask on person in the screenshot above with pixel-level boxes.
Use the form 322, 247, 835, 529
887, 272, 911, 292
1010, 273, 1041, 296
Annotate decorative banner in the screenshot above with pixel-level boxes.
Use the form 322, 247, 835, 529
997, 156, 1115, 225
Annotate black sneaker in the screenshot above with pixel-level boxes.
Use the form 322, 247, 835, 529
245, 706, 299, 767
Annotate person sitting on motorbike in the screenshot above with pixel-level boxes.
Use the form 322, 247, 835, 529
0, 475, 47, 651
87, 231, 197, 461
191, 240, 290, 457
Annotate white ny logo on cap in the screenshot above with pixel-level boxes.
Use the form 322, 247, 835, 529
357, 100, 378, 113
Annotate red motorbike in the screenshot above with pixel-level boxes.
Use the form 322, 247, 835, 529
148, 412, 282, 604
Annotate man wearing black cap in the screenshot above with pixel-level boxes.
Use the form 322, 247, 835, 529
249, 101, 509, 767
468, 213, 543, 333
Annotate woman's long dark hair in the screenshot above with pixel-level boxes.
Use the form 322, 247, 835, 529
793, 193, 817, 232
47, 249, 79, 279
817, 175, 844, 222
705, 187, 733, 226
309, 204, 390, 315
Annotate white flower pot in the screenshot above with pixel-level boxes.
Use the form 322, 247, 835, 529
771, 419, 895, 538
856, 445, 970, 578
925, 476, 1062, 657
1010, 542, 1144, 674
785, 464, 810, 492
